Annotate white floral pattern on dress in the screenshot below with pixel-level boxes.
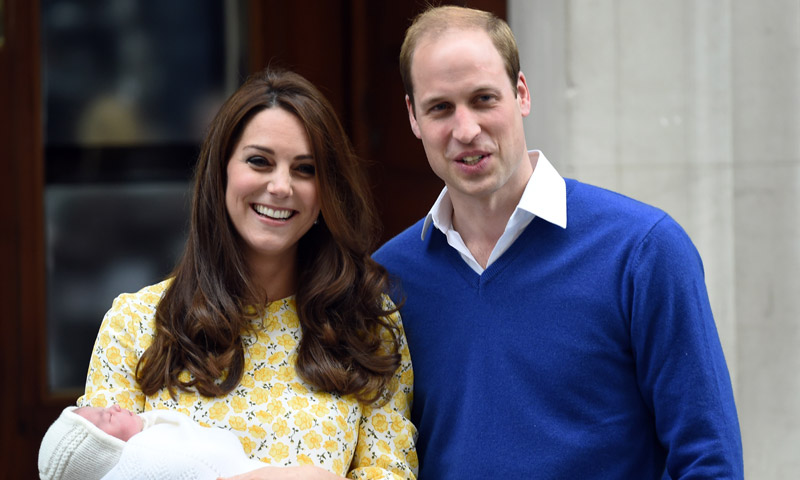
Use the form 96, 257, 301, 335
78, 280, 418, 480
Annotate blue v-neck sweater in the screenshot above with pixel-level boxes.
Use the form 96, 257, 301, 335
374, 179, 743, 479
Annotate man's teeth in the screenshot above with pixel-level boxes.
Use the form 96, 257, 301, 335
461, 155, 483, 166
254, 205, 292, 219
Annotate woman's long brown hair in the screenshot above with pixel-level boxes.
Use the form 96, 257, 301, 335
135, 68, 401, 404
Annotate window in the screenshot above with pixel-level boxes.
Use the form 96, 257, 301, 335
41, 0, 248, 392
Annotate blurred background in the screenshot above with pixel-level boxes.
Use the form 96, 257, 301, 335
1, 0, 798, 477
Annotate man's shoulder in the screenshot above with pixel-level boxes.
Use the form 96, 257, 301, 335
565, 178, 698, 255
565, 177, 670, 223
373, 217, 428, 262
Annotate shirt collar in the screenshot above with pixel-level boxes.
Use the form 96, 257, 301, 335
421, 150, 567, 240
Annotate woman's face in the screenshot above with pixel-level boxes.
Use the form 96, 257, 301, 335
225, 107, 320, 269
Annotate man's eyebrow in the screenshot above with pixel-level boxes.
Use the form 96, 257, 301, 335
471, 85, 502, 95
419, 86, 502, 108
418, 96, 447, 109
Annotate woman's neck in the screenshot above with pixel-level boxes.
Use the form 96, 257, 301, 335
247, 253, 298, 301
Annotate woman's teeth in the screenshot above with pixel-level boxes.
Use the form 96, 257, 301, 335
254, 205, 292, 220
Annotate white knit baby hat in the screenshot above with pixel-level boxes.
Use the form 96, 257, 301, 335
38, 406, 127, 480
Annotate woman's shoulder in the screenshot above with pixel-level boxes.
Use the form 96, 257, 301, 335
379, 292, 397, 310
111, 278, 173, 308
379, 293, 402, 325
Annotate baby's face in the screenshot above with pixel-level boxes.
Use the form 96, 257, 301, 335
76, 404, 143, 441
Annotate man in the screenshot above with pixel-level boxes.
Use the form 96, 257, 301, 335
373, 5, 743, 479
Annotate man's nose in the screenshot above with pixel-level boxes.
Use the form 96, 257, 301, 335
452, 108, 481, 143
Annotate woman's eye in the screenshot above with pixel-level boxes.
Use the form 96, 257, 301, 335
296, 164, 316, 176
246, 156, 269, 167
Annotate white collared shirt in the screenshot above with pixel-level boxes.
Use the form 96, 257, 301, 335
421, 150, 567, 274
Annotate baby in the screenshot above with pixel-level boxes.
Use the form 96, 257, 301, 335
39, 405, 265, 480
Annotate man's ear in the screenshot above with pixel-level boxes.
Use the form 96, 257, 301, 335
517, 72, 531, 117
406, 95, 422, 139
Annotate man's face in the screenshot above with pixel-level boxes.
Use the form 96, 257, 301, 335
406, 28, 531, 207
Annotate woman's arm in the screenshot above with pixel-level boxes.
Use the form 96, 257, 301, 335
224, 311, 418, 480
78, 281, 168, 411
219, 465, 345, 480
347, 308, 418, 480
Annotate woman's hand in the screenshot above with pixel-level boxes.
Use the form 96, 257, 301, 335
219, 465, 346, 480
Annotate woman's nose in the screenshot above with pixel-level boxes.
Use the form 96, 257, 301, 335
267, 168, 292, 197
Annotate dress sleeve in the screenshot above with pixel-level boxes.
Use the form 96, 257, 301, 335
77, 283, 165, 412
347, 307, 418, 480
629, 216, 743, 478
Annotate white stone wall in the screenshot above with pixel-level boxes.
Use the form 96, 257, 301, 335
510, 0, 800, 477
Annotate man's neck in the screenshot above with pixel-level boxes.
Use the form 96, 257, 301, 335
449, 153, 536, 268
451, 197, 514, 268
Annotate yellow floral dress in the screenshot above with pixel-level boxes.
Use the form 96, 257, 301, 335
78, 280, 418, 480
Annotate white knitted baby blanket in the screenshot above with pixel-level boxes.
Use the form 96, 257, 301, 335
101, 410, 265, 480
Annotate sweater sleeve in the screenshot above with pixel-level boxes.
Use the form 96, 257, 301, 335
629, 216, 743, 479
347, 306, 418, 480
78, 282, 167, 412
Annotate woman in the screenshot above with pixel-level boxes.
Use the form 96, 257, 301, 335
78, 68, 417, 480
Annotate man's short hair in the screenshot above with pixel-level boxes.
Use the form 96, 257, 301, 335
399, 5, 521, 111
